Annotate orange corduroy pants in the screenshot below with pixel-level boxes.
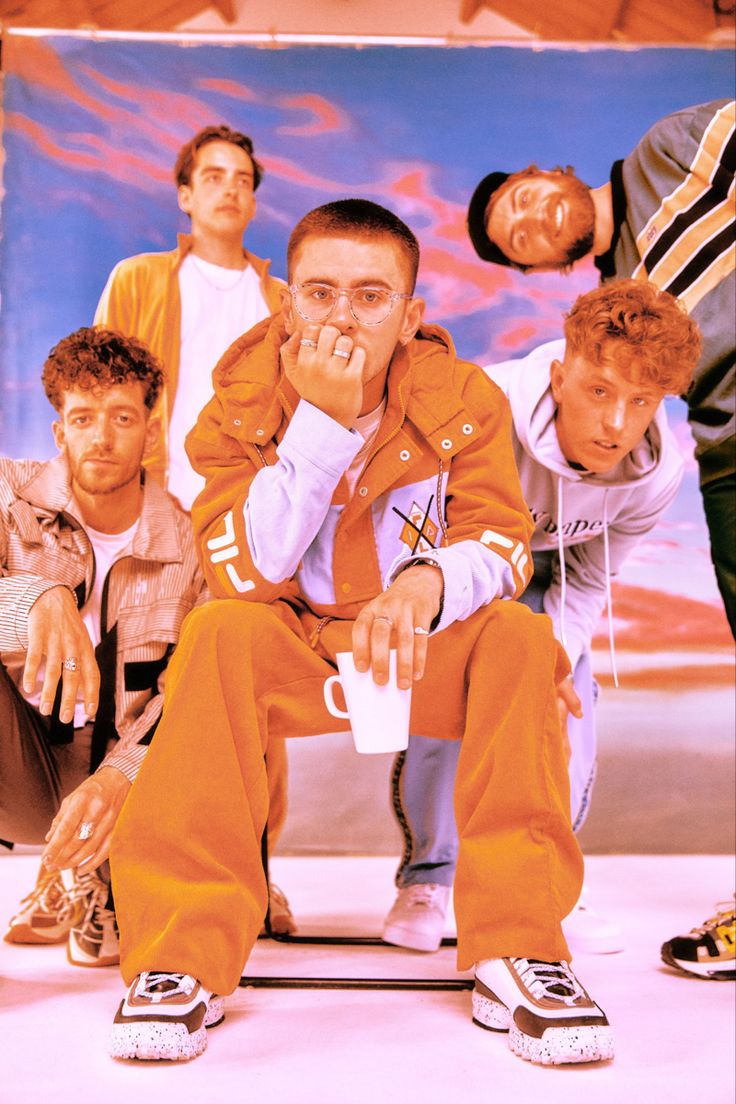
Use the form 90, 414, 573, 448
111, 597, 583, 995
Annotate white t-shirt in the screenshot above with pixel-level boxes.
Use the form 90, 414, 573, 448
169, 254, 271, 510
24, 519, 139, 728
344, 399, 387, 497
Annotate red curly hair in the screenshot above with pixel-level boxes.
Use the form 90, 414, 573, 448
42, 327, 163, 412
563, 279, 701, 396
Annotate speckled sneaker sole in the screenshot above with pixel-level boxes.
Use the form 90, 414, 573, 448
472, 978, 614, 1066
110, 974, 224, 1062
110, 993, 224, 1061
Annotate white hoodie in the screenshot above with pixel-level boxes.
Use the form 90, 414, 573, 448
485, 339, 684, 676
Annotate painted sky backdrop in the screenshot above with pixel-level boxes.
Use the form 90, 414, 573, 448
0, 32, 733, 655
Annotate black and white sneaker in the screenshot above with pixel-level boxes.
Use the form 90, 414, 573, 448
473, 957, 614, 1065
110, 972, 225, 1061
661, 899, 735, 979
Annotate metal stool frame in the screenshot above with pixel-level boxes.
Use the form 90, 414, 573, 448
240, 831, 472, 993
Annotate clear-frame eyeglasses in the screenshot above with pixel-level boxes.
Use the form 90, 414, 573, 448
289, 283, 413, 327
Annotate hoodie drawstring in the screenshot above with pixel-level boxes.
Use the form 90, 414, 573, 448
557, 478, 618, 688
556, 477, 567, 649
602, 492, 619, 688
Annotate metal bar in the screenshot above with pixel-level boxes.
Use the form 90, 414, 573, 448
258, 932, 457, 947
240, 976, 474, 991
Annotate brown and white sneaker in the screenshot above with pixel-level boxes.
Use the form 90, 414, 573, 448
110, 972, 225, 1061
4, 867, 82, 945
473, 957, 614, 1065
67, 869, 119, 968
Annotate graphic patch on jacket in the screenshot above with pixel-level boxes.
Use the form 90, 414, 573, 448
206, 509, 255, 594
393, 496, 439, 556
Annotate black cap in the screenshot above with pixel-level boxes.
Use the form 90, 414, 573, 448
466, 171, 513, 266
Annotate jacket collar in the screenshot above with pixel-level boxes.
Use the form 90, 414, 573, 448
215, 319, 477, 457
19, 456, 184, 563
594, 159, 627, 281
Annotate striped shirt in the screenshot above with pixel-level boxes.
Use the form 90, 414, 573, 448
0, 456, 206, 781
596, 99, 735, 460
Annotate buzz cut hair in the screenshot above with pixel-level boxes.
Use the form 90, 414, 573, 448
287, 198, 420, 292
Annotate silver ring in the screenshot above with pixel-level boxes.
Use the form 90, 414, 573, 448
331, 348, 351, 359
299, 338, 318, 348
414, 626, 429, 636
373, 616, 393, 626
77, 821, 94, 841
63, 657, 78, 672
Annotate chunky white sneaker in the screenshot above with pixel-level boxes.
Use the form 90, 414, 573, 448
563, 901, 625, 955
111, 972, 225, 1061
382, 883, 451, 952
473, 957, 614, 1065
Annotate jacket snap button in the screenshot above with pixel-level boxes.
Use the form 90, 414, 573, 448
399, 450, 410, 461
256, 429, 264, 437
462, 424, 473, 435
341, 582, 352, 594
233, 418, 242, 427
441, 438, 452, 450
358, 486, 368, 497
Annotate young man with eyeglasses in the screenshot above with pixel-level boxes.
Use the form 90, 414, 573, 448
108, 198, 614, 1068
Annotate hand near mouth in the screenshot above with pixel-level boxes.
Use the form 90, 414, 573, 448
281, 323, 366, 429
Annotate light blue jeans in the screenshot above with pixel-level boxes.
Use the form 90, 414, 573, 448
392, 553, 598, 888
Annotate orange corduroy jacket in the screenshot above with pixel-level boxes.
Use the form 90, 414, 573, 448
186, 316, 535, 631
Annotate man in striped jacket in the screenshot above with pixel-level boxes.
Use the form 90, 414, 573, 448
0, 327, 205, 968
466, 99, 735, 637
466, 99, 735, 979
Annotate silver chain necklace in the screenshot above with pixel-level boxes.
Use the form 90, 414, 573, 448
190, 254, 248, 292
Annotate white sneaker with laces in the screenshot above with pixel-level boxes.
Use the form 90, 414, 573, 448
473, 957, 614, 1065
110, 972, 225, 1061
562, 897, 624, 955
382, 883, 451, 952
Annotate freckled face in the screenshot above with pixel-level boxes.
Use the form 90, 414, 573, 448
550, 352, 665, 473
52, 382, 153, 496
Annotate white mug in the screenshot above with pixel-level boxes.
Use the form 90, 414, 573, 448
323, 650, 411, 754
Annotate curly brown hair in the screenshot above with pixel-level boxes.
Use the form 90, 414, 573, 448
563, 279, 701, 395
174, 125, 263, 190
42, 327, 164, 412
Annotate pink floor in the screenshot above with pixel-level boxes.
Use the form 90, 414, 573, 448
1, 851, 734, 1103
